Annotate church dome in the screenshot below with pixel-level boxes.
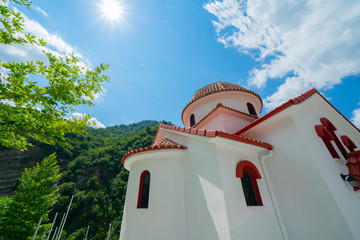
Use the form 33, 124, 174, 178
182, 82, 263, 132
188, 81, 262, 107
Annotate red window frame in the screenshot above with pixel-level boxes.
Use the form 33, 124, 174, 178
236, 161, 263, 206
137, 170, 150, 208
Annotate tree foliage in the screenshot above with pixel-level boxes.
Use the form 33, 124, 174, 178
0, 153, 61, 239
0, 0, 109, 151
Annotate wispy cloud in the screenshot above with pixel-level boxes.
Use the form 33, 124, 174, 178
72, 112, 106, 129
205, 0, 360, 110
34, 6, 48, 17
351, 106, 360, 129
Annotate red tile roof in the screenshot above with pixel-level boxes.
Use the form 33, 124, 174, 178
121, 138, 187, 164
192, 103, 258, 128
154, 124, 273, 150
182, 82, 262, 119
235, 88, 360, 135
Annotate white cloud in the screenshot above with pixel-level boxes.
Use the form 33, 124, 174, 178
205, 0, 360, 110
82, 87, 107, 103
72, 112, 106, 129
34, 6, 48, 17
0, 8, 89, 69
351, 107, 360, 129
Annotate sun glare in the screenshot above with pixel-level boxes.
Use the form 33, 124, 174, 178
98, 0, 125, 24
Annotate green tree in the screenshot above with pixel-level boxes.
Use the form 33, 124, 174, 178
0, 0, 109, 151
0, 154, 61, 239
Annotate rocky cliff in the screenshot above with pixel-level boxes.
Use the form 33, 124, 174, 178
0, 145, 45, 197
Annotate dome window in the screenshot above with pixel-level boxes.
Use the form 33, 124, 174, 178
190, 114, 196, 127
247, 103, 257, 116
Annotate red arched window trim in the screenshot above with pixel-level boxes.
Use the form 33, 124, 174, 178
320, 118, 348, 159
137, 170, 150, 208
236, 161, 262, 179
236, 161, 263, 206
341, 135, 357, 153
315, 125, 340, 158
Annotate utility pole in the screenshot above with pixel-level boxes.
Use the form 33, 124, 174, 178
106, 223, 112, 240
57, 195, 74, 240
84, 225, 90, 240
46, 212, 58, 240
32, 217, 43, 240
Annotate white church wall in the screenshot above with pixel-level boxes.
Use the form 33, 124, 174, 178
120, 151, 186, 240
181, 137, 232, 240
241, 98, 358, 240
200, 111, 253, 134
214, 143, 284, 239
295, 95, 360, 239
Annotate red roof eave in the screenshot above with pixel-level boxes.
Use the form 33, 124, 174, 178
234, 88, 360, 135
155, 124, 272, 150
121, 139, 187, 165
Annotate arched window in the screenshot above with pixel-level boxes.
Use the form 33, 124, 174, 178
236, 161, 263, 206
137, 170, 150, 208
247, 103, 257, 116
190, 114, 196, 127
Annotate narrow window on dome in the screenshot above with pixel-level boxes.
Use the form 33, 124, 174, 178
247, 103, 257, 116
236, 161, 263, 206
190, 114, 196, 127
137, 170, 150, 208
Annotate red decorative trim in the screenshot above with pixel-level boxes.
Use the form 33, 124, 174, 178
192, 103, 257, 128
315, 125, 340, 158
341, 135, 358, 153
236, 160, 263, 206
235, 88, 360, 135
320, 118, 348, 159
122, 138, 187, 165
137, 170, 150, 208
345, 151, 360, 191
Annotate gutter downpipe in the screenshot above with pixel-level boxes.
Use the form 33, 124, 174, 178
260, 150, 289, 240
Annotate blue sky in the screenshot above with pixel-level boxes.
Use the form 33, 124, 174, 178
4, 0, 360, 128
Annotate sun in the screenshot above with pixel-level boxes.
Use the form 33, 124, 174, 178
99, 0, 125, 23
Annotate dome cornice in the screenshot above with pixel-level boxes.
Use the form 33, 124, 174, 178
181, 81, 262, 122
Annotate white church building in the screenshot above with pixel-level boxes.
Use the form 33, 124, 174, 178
119, 82, 360, 240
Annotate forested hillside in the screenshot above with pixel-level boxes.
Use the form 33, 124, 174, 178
1, 120, 170, 239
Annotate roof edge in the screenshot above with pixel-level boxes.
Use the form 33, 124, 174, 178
121, 139, 187, 165
235, 88, 360, 135
155, 124, 273, 150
